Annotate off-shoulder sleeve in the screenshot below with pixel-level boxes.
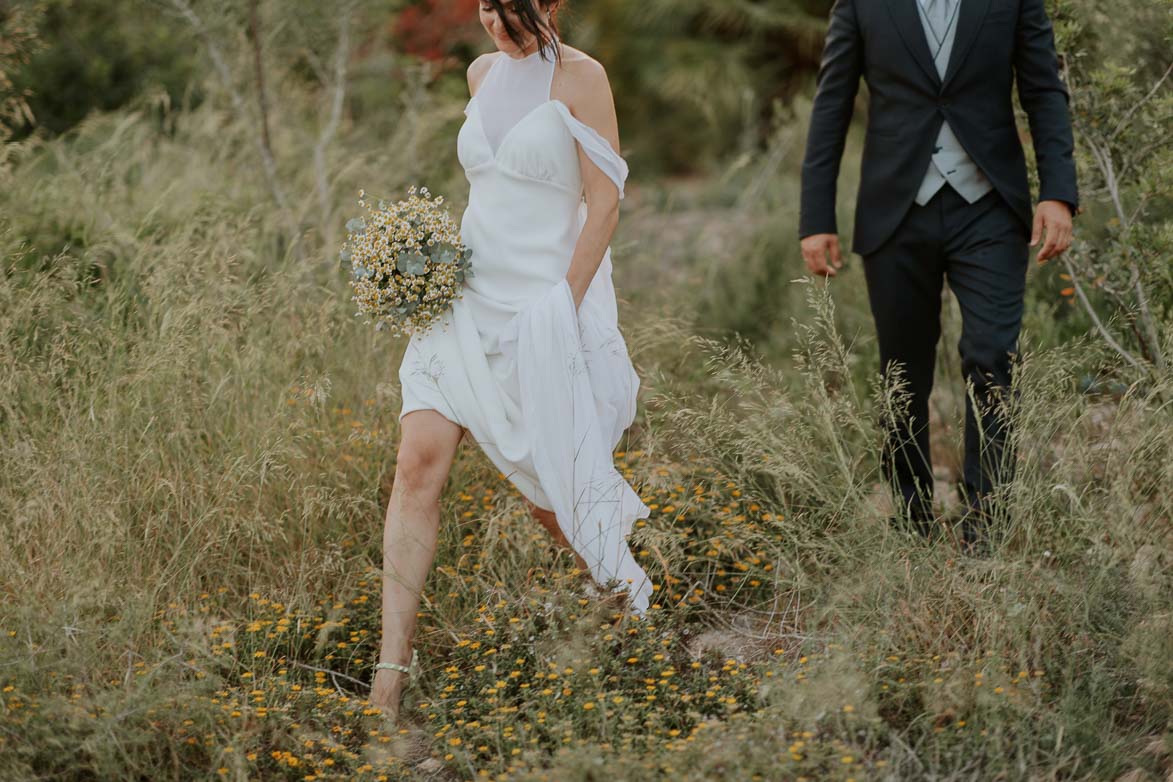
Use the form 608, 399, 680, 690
550, 100, 629, 200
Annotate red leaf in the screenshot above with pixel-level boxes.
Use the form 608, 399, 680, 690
394, 0, 481, 62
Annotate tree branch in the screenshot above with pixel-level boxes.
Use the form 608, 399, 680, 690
165, 0, 303, 260
1073, 120, 1165, 369
1110, 61, 1173, 142
1061, 253, 1145, 372
313, 0, 353, 258
247, 0, 277, 189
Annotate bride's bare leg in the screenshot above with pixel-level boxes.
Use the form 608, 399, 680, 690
529, 503, 637, 613
371, 410, 464, 722
527, 502, 589, 573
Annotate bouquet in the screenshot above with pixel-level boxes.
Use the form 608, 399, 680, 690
342, 186, 474, 337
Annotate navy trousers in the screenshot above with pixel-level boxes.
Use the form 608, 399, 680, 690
862, 184, 1030, 521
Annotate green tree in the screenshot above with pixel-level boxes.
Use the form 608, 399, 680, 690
7, 0, 200, 139
0, 0, 44, 150
1048, 0, 1172, 377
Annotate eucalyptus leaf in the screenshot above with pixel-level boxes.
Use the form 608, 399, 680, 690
434, 244, 457, 264
345, 217, 365, 234
397, 251, 427, 275
406, 255, 428, 276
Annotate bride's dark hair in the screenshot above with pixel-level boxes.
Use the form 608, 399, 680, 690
485, 0, 564, 65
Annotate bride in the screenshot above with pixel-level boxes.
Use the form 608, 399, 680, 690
370, 0, 654, 721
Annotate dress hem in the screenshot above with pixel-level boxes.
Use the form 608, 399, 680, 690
399, 405, 465, 431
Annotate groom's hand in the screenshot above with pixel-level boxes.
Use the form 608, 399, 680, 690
801, 233, 844, 277
1031, 200, 1074, 263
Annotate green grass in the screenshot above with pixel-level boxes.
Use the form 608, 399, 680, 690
1, 90, 1170, 782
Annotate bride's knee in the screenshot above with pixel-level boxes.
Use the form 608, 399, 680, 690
391, 411, 462, 504
391, 443, 450, 504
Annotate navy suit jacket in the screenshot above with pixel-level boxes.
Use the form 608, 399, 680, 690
799, 0, 1079, 256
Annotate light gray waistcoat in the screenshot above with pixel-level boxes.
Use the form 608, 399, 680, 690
914, 0, 994, 205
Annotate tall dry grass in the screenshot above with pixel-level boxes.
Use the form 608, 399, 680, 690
1, 82, 1170, 781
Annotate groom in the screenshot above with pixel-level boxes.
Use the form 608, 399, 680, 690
799, 0, 1078, 539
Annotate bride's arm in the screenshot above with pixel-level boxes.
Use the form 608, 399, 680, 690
560, 59, 622, 311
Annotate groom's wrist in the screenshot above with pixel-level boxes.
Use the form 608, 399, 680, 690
1038, 190, 1079, 218
799, 220, 838, 240
1040, 199, 1077, 219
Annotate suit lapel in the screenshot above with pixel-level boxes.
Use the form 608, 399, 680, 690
942, 0, 992, 89
885, 0, 941, 89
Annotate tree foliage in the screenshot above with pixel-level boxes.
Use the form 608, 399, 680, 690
0, 1, 45, 137
6, 0, 200, 139
390, 0, 832, 172
1048, 0, 1172, 377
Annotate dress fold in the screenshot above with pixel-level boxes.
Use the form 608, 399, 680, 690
499, 280, 653, 614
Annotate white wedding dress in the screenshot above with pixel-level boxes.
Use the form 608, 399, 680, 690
397, 39, 654, 615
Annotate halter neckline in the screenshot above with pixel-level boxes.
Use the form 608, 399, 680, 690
502, 32, 559, 63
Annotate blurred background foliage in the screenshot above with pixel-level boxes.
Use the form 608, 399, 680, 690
5, 0, 838, 173
3, 0, 201, 136
1, 0, 1169, 365
4, 0, 1167, 173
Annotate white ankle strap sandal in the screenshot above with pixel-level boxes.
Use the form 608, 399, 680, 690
375, 648, 416, 675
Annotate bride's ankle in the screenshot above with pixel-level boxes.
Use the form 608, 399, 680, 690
379, 644, 413, 663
